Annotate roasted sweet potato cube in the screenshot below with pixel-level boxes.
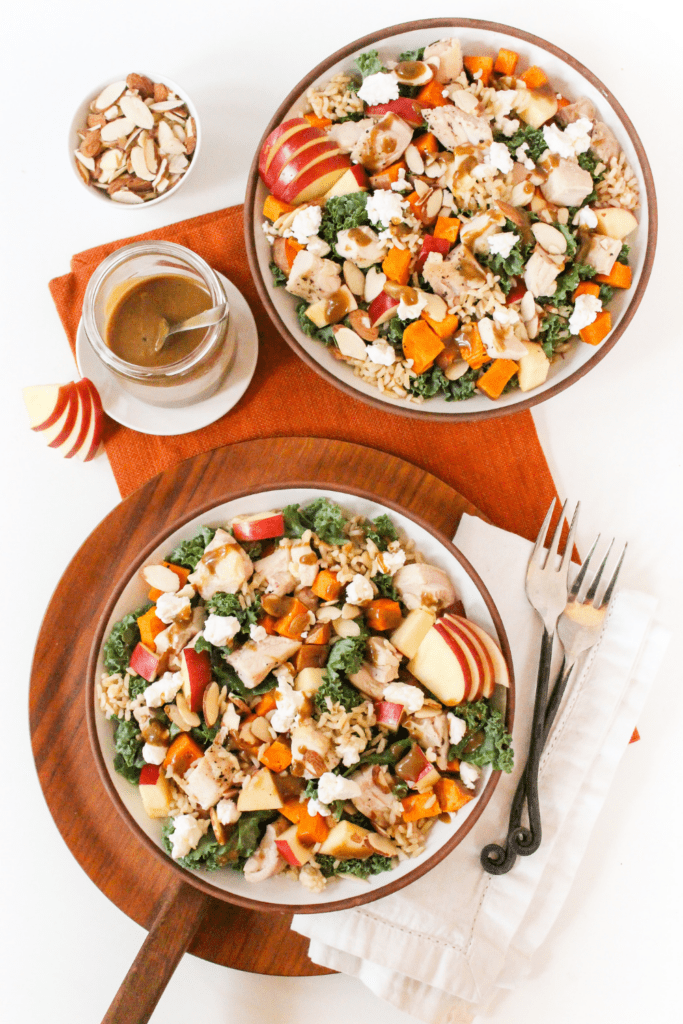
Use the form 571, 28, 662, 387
162, 733, 204, 777
294, 645, 329, 672
305, 622, 331, 645
311, 570, 343, 601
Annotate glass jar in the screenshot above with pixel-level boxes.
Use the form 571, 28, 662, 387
82, 241, 232, 407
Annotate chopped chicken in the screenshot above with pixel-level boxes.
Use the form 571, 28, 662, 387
349, 764, 401, 827
524, 248, 564, 298
423, 37, 463, 83
328, 117, 374, 152
393, 562, 456, 612
351, 113, 413, 173
540, 158, 594, 207
289, 539, 319, 587
227, 635, 301, 689
583, 234, 621, 276
459, 209, 506, 254
253, 545, 296, 596
590, 121, 620, 165
155, 606, 205, 656
184, 755, 224, 810
366, 637, 402, 684
404, 711, 450, 769
243, 820, 288, 882
290, 721, 340, 776
478, 316, 530, 360
188, 529, 253, 600
348, 663, 387, 701
285, 249, 342, 303
423, 104, 492, 150
422, 245, 488, 306
335, 226, 386, 268
556, 96, 597, 125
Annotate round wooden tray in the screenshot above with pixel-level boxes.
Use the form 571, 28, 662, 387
29, 437, 485, 979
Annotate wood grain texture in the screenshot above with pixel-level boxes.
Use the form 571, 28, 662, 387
29, 437, 486, 977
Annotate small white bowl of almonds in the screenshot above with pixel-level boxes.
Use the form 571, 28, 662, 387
70, 72, 200, 206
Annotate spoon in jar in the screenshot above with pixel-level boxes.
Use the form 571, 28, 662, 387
154, 303, 229, 353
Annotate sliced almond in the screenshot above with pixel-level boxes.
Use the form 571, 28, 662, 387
143, 136, 158, 175
185, 118, 197, 155
364, 266, 386, 303
168, 153, 189, 174
171, 122, 186, 143
150, 98, 185, 111
526, 314, 539, 340
412, 177, 429, 199
100, 117, 135, 143
156, 177, 171, 193
210, 806, 228, 844
74, 149, 96, 172
421, 291, 448, 322
366, 832, 398, 856
273, 208, 298, 233
110, 189, 145, 204
99, 148, 124, 172
333, 617, 361, 638
94, 80, 126, 111
75, 159, 91, 184
124, 127, 143, 152
316, 605, 343, 622
153, 82, 170, 102
520, 289, 536, 321
531, 222, 567, 255
131, 145, 156, 181
341, 603, 362, 619
175, 692, 201, 728
343, 259, 366, 296
202, 681, 221, 728
164, 703, 191, 731
425, 188, 443, 220
153, 157, 168, 189
250, 716, 273, 743
157, 119, 185, 155
126, 73, 155, 98
405, 144, 425, 175
103, 105, 120, 121
119, 94, 155, 130
141, 564, 180, 592
87, 114, 107, 129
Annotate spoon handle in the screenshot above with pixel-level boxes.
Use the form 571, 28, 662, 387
171, 302, 228, 332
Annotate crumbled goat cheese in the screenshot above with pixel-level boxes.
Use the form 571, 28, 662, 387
493, 303, 520, 326
384, 682, 425, 713
203, 613, 241, 647
366, 188, 406, 227
169, 814, 209, 859
459, 762, 481, 790
515, 142, 535, 171
306, 236, 331, 257
273, 662, 295, 686
499, 117, 520, 137
307, 798, 331, 818
366, 341, 397, 365
290, 205, 323, 244
563, 117, 594, 155
379, 548, 406, 575
155, 592, 191, 624
486, 141, 514, 174
215, 798, 240, 825
397, 289, 429, 321
390, 168, 411, 191
144, 671, 183, 708
249, 624, 268, 643
488, 231, 519, 258
358, 71, 400, 105
271, 678, 304, 733
447, 712, 467, 746
142, 743, 167, 765
345, 573, 374, 605
573, 206, 598, 229
318, 772, 362, 804
568, 293, 602, 334
221, 703, 241, 732
337, 741, 362, 767
543, 117, 593, 160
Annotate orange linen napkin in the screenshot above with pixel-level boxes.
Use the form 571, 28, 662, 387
49, 204, 556, 538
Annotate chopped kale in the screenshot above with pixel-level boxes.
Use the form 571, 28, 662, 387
479, 227, 534, 293
315, 632, 369, 712
555, 223, 578, 260
539, 313, 571, 358
166, 526, 216, 571
617, 244, 630, 265
544, 261, 595, 305
269, 261, 287, 287
348, 49, 386, 90
316, 853, 394, 879
103, 604, 150, 676
191, 721, 220, 746
398, 47, 426, 62
499, 124, 547, 163
296, 300, 336, 345
598, 284, 615, 305
381, 314, 411, 349
319, 192, 371, 254
341, 736, 411, 776
193, 635, 277, 697
577, 150, 605, 181
113, 718, 145, 784
162, 810, 278, 871
373, 573, 401, 602
335, 111, 366, 123
282, 496, 348, 545
205, 592, 262, 639
409, 365, 480, 402
127, 675, 147, 700
448, 700, 514, 773
365, 513, 399, 551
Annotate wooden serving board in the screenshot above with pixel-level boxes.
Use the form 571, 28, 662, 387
29, 437, 485, 979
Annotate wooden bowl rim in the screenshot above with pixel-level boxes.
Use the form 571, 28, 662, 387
244, 16, 657, 423
85, 479, 515, 915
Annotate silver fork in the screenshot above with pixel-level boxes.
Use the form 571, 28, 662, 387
482, 498, 579, 874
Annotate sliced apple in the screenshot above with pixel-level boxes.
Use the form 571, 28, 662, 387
407, 626, 468, 705
77, 378, 104, 462
593, 207, 638, 240
273, 140, 342, 190
435, 619, 485, 701
294, 666, 325, 693
231, 511, 285, 542
515, 86, 558, 128
23, 381, 78, 431
376, 700, 404, 730
138, 764, 173, 819
322, 164, 369, 199
180, 647, 212, 713
258, 118, 309, 180
318, 819, 375, 860
441, 616, 492, 700
236, 767, 284, 811
61, 379, 93, 458
450, 615, 509, 692
129, 642, 167, 682
278, 152, 353, 205
365, 98, 424, 127
368, 290, 400, 327
390, 608, 436, 659
305, 285, 358, 328
266, 131, 334, 189
275, 824, 314, 867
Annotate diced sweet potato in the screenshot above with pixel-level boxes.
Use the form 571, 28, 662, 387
259, 739, 293, 773
137, 606, 166, 649
401, 788, 442, 822
274, 597, 310, 639
311, 569, 343, 601
434, 777, 474, 813
163, 734, 204, 777
294, 645, 329, 672
305, 622, 331, 645
366, 599, 403, 632
296, 806, 330, 846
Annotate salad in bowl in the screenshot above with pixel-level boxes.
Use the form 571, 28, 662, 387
95, 493, 513, 898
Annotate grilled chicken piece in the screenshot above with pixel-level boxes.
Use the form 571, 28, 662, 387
459, 209, 506, 255
155, 606, 205, 656
184, 755, 224, 810
290, 721, 340, 776
253, 545, 296, 596
227, 635, 301, 689
590, 121, 620, 165
556, 96, 597, 125
582, 234, 621, 276
351, 113, 413, 173
366, 637, 402, 684
349, 764, 401, 827
243, 820, 288, 882
188, 529, 253, 600
289, 540, 319, 587
523, 248, 564, 298
422, 245, 488, 307
423, 37, 463, 83
335, 226, 386, 269
348, 663, 387, 701
286, 249, 342, 303
328, 117, 374, 152
393, 562, 456, 612
405, 711, 449, 767
540, 158, 593, 207
424, 104, 492, 150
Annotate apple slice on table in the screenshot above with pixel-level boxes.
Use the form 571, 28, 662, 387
258, 118, 309, 180
275, 824, 314, 867
76, 378, 104, 462
231, 510, 285, 542
449, 615, 509, 693
27, 385, 79, 450
61, 378, 93, 458
437, 618, 486, 701
180, 647, 212, 713
407, 625, 469, 705
138, 764, 173, 819
23, 381, 78, 431
442, 614, 495, 699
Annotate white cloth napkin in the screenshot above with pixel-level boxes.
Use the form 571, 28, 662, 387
292, 515, 669, 1023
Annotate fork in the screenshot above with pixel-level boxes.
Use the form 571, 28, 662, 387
481, 498, 578, 874
481, 522, 626, 875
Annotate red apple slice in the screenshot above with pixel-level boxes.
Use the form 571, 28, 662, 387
322, 164, 369, 199
130, 642, 166, 682
440, 618, 487, 701
180, 647, 212, 712
368, 291, 400, 327
443, 614, 495, 700
139, 763, 173, 818
376, 701, 404, 730
434, 621, 482, 701
416, 234, 451, 273
278, 153, 353, 205
451, 615, 509, 693
407, 626, 468, 705
365, 99, 424, 127
232, 511, 285, 542
23, 381, 78, 431
76, 379, 104, 462
258, 118, 309, 180
61, 379, 93, 459
36, 386, 79, 449
275, 824, 314, 867
265, 127, 331, 188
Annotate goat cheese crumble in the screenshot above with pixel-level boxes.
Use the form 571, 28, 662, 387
357, 71, 400, 105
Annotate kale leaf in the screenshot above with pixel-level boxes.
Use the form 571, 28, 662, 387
283, 496, 348, 545
127, 675, 147, 700
479, 228, 534, 294
499, 125, 547, 163
161, 811, 278, 871
381, 314, 411, 349
113, 718, 145, 784
316, 853, 394, 879
205, 592, 262, 639
350, 49, 386, 88
409, 365, 480, 402
373, 573, 401, 602
598, 284, 615, 305
166, 526, 217, 570
448, 700, 514, 773
269, 261, 287, 287
555, 223, 578, 260
617, 244, 630, 265
577, 150, 605, 181
103, 605, 150, 676
545, 261, 595, 305
315, 633, 368, 712
365, 513, 399, 551
398, 47, 426, 62
319, 192, 370, 253
193, 636, 277, 698
539, 313, 571, 358
296, 301, 336, 345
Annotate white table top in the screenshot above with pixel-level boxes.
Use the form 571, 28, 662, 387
3, 2, 681, 1021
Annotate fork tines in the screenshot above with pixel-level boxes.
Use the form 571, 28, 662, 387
568, 536, 628, 608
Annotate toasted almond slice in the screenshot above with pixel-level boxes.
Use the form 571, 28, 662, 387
141, 564, 181, 592
164, 703, 191, 732
333, 617, 361, 638
175, 692, 201, 728
422, 291, 448, 322
131, 145, 157, 181
75, 159, 90, 184
153, 157, 168, 189
343, 260, 366, 296
119, 94, 155, 130
366, 832, 398, 856
143, 136, 158, 174
110, 189, 145, 204
413, 177, 429, 198
168, 153, 189, 175
341, 603, 362, 619
425, 188, 443, 219
150, 99, 185, 111
100, 117, 135, 143
250, 716, 274, 743
103, 105, 120, 121
405, 144, 425, 175
99, 148, 124, 171
210, 806, 228, 844
124, 127, 143, 152
87, 113, 107, 129
186, 116, 196, 137
74, 150, 96, 171
156, 177, 171, 193
94, 81, 126, 111
273, 208, 298, 233
171, 122, 186, 143
202, 682, 221, 729
157, 119, 185, 155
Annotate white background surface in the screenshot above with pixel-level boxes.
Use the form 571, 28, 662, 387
2, 2, 680, 1022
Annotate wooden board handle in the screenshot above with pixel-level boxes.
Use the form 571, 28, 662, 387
101, 880, 212, 1024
